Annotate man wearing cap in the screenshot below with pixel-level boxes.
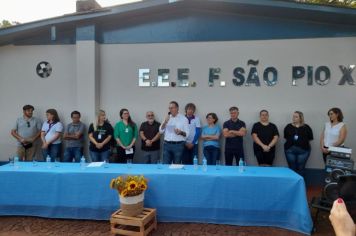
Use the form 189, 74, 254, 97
11, 105, 42, 161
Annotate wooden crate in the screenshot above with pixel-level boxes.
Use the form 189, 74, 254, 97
110, 208, 157, 236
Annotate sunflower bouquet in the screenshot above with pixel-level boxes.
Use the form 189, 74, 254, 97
110, 175, 148, 198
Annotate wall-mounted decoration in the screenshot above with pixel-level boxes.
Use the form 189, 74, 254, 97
36, 61, 52, 78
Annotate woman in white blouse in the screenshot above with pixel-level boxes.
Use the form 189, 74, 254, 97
320, 107, 347, 163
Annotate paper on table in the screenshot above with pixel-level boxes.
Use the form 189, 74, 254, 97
87, 162, 104, 167
169, 164, 185, 169
125, 148, 134, 155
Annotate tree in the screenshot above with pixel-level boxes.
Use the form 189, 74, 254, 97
296, 0, 356, 8
0, 20, 20, 28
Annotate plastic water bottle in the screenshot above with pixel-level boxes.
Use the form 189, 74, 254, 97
80, 156, 86, 169
193, 155, 198, 170
32, 156, 37, 167
46, 155, 51, 168
103, 159, 109, 168
14, 156, 19, 168
238, 158, 244, 173
202, 156, 208, 172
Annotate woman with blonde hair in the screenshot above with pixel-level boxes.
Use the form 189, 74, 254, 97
88, 110, 113, 162
284, 111, 313, 177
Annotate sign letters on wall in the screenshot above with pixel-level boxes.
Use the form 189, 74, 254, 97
138, 60, 355, 87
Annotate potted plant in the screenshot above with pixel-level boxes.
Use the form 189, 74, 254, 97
110, 175, 148, 216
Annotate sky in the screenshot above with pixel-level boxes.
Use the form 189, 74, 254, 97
0, 0, 141, 24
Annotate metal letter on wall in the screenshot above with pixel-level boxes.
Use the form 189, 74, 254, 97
138, 69, 150, 87
338, 65, 355, 85
233, 67, 245, 86
209, 68, 221, 87
263, 67, 278, 86
315, 66, 331, 86
158, 69, 170, 87
177, 68, 189, 87
245, 59, 260, 87
292, 66, 305, 86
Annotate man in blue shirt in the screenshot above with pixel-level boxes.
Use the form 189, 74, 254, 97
223, 106, 246, 166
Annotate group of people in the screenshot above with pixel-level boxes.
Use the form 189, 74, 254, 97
11, 102, 347, 177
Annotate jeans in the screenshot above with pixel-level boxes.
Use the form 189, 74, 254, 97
42, 143, 61, 162
142, 150, 160, 164
203, 145, 220, 165
285, 146, 310, 177
163, 142, 185, 164
182, 144, 198, 165
90, 149, 110, 162
63, 147, 83, 162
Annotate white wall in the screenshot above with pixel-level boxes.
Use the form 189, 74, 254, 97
0, 37, 355, 169
100, 37, 356, 168
0, 45, 77, 160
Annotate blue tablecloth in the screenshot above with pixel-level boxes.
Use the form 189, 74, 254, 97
0, 163, 312, 234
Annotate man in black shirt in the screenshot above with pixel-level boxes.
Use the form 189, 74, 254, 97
223, 106, 246, 166
139, 111, 161, 164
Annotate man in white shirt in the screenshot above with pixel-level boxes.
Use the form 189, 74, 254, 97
160, 101, 189, 164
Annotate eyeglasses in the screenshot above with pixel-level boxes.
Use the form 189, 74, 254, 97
27, 121, 30, 128
147, 114, 154, 117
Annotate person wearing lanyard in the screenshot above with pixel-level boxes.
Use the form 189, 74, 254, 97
284, 111, 313, 177
88, 110, 113, 162
114, 108, 138, 163
160, 101, 189, 164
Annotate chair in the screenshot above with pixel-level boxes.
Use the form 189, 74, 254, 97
310, 174, 356, 233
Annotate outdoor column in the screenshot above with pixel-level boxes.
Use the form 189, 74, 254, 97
75, 25, 100, 124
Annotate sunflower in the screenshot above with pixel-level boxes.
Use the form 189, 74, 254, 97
140, 182, 147, 191
120, 189, 128, 197
110, 179, 116, 189
128, 180, 138, 190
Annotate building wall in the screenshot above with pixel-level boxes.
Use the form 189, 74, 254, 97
100, 37, 356, 168
0, 45, 77, 160
0, 36, 355, 170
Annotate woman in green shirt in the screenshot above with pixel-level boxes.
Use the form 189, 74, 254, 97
114, 108, 138, 163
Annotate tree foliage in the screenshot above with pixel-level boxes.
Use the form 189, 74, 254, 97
0, 20, 20, 28
296, 0, 356, 8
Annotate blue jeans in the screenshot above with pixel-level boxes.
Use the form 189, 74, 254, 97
182, 144, 198, 165
142, 150, 160, 164
285, 146, 310, 177
163, 142, 185, 164
203, 145, 220, 165
42, 143, 61, 162
90, 149, 110, 162
63, 147, 83, 162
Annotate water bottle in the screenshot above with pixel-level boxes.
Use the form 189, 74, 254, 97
14, 156, 19, 169
80, 156, 86, 169
193, 155, 198, 170
46, 155, 51, 168
32, 156, 37, 167
238, 158, 244, 173
103, 159, 109, 168
202, 156, 208, 172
